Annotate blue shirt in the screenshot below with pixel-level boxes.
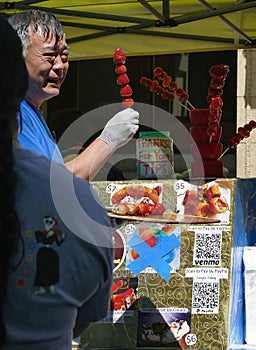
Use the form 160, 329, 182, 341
18, 100, 64, 164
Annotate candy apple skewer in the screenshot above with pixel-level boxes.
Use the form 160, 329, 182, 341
113, 48, 134, 108
218, 120, 256, 160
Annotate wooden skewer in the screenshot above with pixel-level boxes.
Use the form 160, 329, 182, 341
186, 100, 195, 110
217, 147, 229, 160
174, 98, 192, 112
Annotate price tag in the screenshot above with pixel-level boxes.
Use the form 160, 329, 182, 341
125, 224, 136, 235
174, 180, 189, 194
105, 183, 118, 194
185, 333, 197, 346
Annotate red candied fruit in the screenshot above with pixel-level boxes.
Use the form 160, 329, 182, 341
113, 48, 126, 64
149, 80, 159, 92
210, 96, 223, 110
117, 73, 129, 85
238, 127, 250, 138
161, 90, 171, 99
169, 81, 177, 91
209, 64, 230, 79
167, 92, 175, 101
176, 88, 185, 97
210, 76, 225, 90
155, 86, 165, 95
120, 84, 133, 97
249, 120, 256, 129
140, 77, 151, 86
153, 67, 163, 77
115, 64, 127, 74
208, 86, 223, 97
162, 76, 171, 88
243, 124, 252, 132
122, 98, 134, 108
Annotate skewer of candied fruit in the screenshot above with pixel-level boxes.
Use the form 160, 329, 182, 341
218, 120, 256, 160
152, 66, 195, 109
113, 48, 134, 108
139, 76, 190, 111
207, 96, 223, 141
206, 64, 229, 104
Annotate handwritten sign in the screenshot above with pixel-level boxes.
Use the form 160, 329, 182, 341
136, 132, 174, 179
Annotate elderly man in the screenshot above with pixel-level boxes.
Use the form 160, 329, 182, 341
9, 9, 139, 180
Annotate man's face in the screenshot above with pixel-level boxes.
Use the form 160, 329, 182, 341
24, 31, 69, 106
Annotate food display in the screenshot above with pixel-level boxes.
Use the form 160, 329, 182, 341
108, 182, 221, 223
220, 120, 256, 157
139, 63, 256, 179
110, 184, 166, 217
82, 177, 247, 350
140, 66, 193, 111
113, 48, 134, 108
188, 64, 230, 178
182, 183, 229, 217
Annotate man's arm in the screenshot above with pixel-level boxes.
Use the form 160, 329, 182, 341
65, 108, 139, 180
64, 137, 113, 180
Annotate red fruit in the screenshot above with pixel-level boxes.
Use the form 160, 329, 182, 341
176, 88, 185, 97
153, 67, 164, 77
115, 64, 127, 74
209, 64, 230, 79
120, 84, 133, 97
155, 86, 165, 95
140, 77, 152, 86
161, 90, 170, 99
167, 92, 175, 101
122, 98, 134, 108
117, 73, 129, 85
210, 96, 223, 110
206, 93, 215, 104
238, 127, 250, 138
209, 107, 222, 118
243, 123, 252, 132
169, 81, 177, 91
179, 92, 189, 102
162, 76, 171, 88
249, 120, 256, 129
210, 76, 225, 90
149, 80, 159, 92
113, 48, 126, 64
208, 86, 223, 97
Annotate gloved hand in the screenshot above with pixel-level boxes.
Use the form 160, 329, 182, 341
99, 108, 139, 150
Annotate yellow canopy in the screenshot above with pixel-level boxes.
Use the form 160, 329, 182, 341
1, 0, 256, 60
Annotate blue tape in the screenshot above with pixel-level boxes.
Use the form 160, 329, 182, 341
127, 229, 180, 281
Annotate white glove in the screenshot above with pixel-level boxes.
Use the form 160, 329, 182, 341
99, 108, 139, 150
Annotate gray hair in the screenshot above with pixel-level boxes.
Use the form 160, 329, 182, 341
8, 9, 65, 56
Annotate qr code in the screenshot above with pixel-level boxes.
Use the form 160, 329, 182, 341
193, 232, 222, 266
192, 281, 219, 314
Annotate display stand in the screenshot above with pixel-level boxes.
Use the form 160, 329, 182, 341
79, 178, 254, 350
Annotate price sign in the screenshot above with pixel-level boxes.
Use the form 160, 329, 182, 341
185, 333, 197, 346
105, 183, 118, 194
174, 180, 190, 194
125, 224, 136, 235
